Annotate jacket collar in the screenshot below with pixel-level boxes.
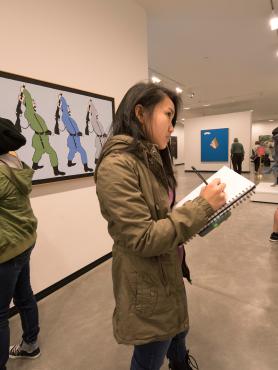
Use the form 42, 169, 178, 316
95, 135, 169, 190
135, 140, 169, 190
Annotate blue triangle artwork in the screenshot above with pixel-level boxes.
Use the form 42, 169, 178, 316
201, 128, 229, 162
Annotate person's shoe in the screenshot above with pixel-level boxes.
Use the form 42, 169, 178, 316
9, 343, 41, 359
168, 350, 199, 370
67, 160, 76, 167
53, 166, 66, 176
83, 163, 93, 172
32, 162, 44, 170
269, 232, 278, 242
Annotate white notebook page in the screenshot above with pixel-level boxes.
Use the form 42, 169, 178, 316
175, 166, 255, 208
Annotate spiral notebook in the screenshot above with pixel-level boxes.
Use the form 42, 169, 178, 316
175, 166, 256, 236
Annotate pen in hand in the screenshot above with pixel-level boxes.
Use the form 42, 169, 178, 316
191, 166, 208, 185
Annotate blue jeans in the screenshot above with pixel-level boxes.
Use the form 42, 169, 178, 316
0, 247, 39, 370
130, 331, 187, 370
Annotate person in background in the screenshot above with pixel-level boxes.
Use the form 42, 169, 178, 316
95, 82, 227, 370
230, 138, 244, 174
269, 208, 278, 242
270, 128, 278, 186
252, 141, 262, 174
0, 118, 40, 370
263, 153, 271, 167
264, 129, 278, 185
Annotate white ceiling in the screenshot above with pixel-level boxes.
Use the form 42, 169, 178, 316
136, 0, 278, 123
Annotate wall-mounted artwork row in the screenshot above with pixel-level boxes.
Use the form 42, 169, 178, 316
201, 128, 229, 162
0, 71, 115, 184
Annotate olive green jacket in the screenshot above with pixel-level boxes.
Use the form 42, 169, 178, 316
0, 162, 37, 263
95, 135, 214, 345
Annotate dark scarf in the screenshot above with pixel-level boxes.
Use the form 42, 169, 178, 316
135, 140, 169, 191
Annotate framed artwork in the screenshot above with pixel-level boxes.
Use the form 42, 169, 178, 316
259, 135, 272, 144
258, 135, 273, 150
258, 135, 273, 156
201, 128, 229, 162
170, 136, 178, 159
0, 71, 115, 184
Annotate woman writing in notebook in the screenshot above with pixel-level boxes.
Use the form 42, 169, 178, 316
95, 82, 226, 370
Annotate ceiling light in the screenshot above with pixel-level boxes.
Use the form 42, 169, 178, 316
151, 76, 161, 84
203, 104, 211, 107
184, 107, 190, 110
270, 11, 278, 30
181, 118, 185, 121
269, 119, 274, 122
176, 87, 183, 94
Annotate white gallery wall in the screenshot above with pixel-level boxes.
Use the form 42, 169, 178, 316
184, 111, 252, 172
0, 0, 148, 293
173, 123, 185, 165
252, 122, 278, 146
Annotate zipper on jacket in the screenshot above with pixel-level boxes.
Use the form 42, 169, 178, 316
145, 154, 171, 296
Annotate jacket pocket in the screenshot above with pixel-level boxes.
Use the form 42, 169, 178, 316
157, 256, 171, 296
134, 273, 158, 318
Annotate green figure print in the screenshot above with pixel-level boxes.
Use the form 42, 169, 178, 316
22, 88, 65, 176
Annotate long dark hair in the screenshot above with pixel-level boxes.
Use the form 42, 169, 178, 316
109, 82, 182, 189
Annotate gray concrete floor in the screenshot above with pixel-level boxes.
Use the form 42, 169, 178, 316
8, 166, 278, 370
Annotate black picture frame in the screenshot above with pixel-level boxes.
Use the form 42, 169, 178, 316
0, 71, 115, 184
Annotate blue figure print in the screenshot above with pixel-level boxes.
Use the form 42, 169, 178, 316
59, 95, 93, 172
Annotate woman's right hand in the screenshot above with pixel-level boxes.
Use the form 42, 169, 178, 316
200, 178, 227, 211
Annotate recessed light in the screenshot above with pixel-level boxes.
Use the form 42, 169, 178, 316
181, 118, 185, 121
270, 13, 278, 31
203, 104, 210, 107
176, 87, 183, 94
151, 76, 161, 84
269, 119, 274, 122
184, 107, 190, 110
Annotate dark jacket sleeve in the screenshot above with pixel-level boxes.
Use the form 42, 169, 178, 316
96, 154, 214, 258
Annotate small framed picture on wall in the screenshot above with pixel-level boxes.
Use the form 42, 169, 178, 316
201, 128, 229, 162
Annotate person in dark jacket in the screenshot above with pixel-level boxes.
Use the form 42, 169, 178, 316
0, 118, 40, 370
264, 128, 278, 185
230, 138, 244, 174
95, 83, 227, 370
